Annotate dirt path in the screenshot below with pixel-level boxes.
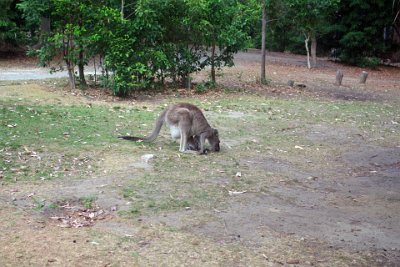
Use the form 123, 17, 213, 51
0, 50, 392, 80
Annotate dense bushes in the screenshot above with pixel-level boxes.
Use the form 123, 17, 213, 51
17, 0, 255, 95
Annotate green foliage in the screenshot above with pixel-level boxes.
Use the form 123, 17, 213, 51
262, 0, 292, 51
194, 0, 253, 83
82, 196, 96, 209
16, 0, 50, 30
0, 0, 27, 45
195, 81, 215, 93
5, 0, 397, 91
287, 0, 339, 33
334, 0, 393, 66
360, 57, 381, 68
286, 0, 340, 61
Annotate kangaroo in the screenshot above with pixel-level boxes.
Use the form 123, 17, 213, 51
119, 103, 220, 154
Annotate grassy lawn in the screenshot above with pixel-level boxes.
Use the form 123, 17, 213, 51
1, 83, 398, 192
0, 81, 399, 266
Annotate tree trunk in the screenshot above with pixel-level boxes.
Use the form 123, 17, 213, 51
260, 0, 267, 83
66, 60, 76, 90
210, 44, 216, 84
185, 75, 191, 89
64, 35, 76, 90
93, 56, 97, 86
304, 32, 311, 69
311, 34, 317, 68
121, 0, 125, 19
78, 48, 87, 87
39, 16, 50, 45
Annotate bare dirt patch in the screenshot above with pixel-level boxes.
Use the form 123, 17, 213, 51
141, 121, 400, 265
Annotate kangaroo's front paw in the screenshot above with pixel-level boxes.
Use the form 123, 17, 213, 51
198, 149, 209, 155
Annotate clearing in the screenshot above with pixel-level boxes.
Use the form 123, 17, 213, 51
0, 51, 399, 266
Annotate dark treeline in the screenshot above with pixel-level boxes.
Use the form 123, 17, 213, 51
1, 0, 399, 95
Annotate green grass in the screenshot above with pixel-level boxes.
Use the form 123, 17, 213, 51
1, 90, 399, 218
82, 196, 97, 209
0, 100, 155, 182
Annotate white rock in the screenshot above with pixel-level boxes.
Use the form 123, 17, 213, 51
141, 154, 155, 163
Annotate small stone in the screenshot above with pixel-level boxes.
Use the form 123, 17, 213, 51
141, 154, 155, 163
110, 206, 118, 211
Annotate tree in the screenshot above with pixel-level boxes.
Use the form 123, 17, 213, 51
43, 0, 86, 88
149, 0, 206, 86
8, 0, 268, 95
17, 0, 51, 48
287, 0, 339, 68
0, 0, 26, 47
35, 0, 113, 89
335, 0, 395, 67
196, 0, 253, 84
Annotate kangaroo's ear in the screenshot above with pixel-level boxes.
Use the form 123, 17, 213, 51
213, 129, 219, 136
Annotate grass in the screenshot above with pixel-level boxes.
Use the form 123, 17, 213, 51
0, 99, 156, 182
1, 81, 399, 266
115, 96, 399, 219
82, 196, 97, 209
1, 87, 398, 190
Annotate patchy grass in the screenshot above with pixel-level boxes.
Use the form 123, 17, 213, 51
1, 86, 398, 186
0, 98, 157, 182
118, 95, 399, 219
1, 82, 399, 266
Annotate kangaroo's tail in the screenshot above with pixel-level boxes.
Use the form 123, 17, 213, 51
118, 136, 143, 141
119, 109, 167, 142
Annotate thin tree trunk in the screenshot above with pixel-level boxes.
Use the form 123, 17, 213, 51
304, 32, 311, 69
210, 44, 216, 84
66, 60, 76, 90
121, 0, 125, 19
94, 56, 97, 86
260, 0, 267, 83
64, 34, 76, 90
311, 33, 317, 68
35, 16, 51, 48
78, 48, 87, 87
